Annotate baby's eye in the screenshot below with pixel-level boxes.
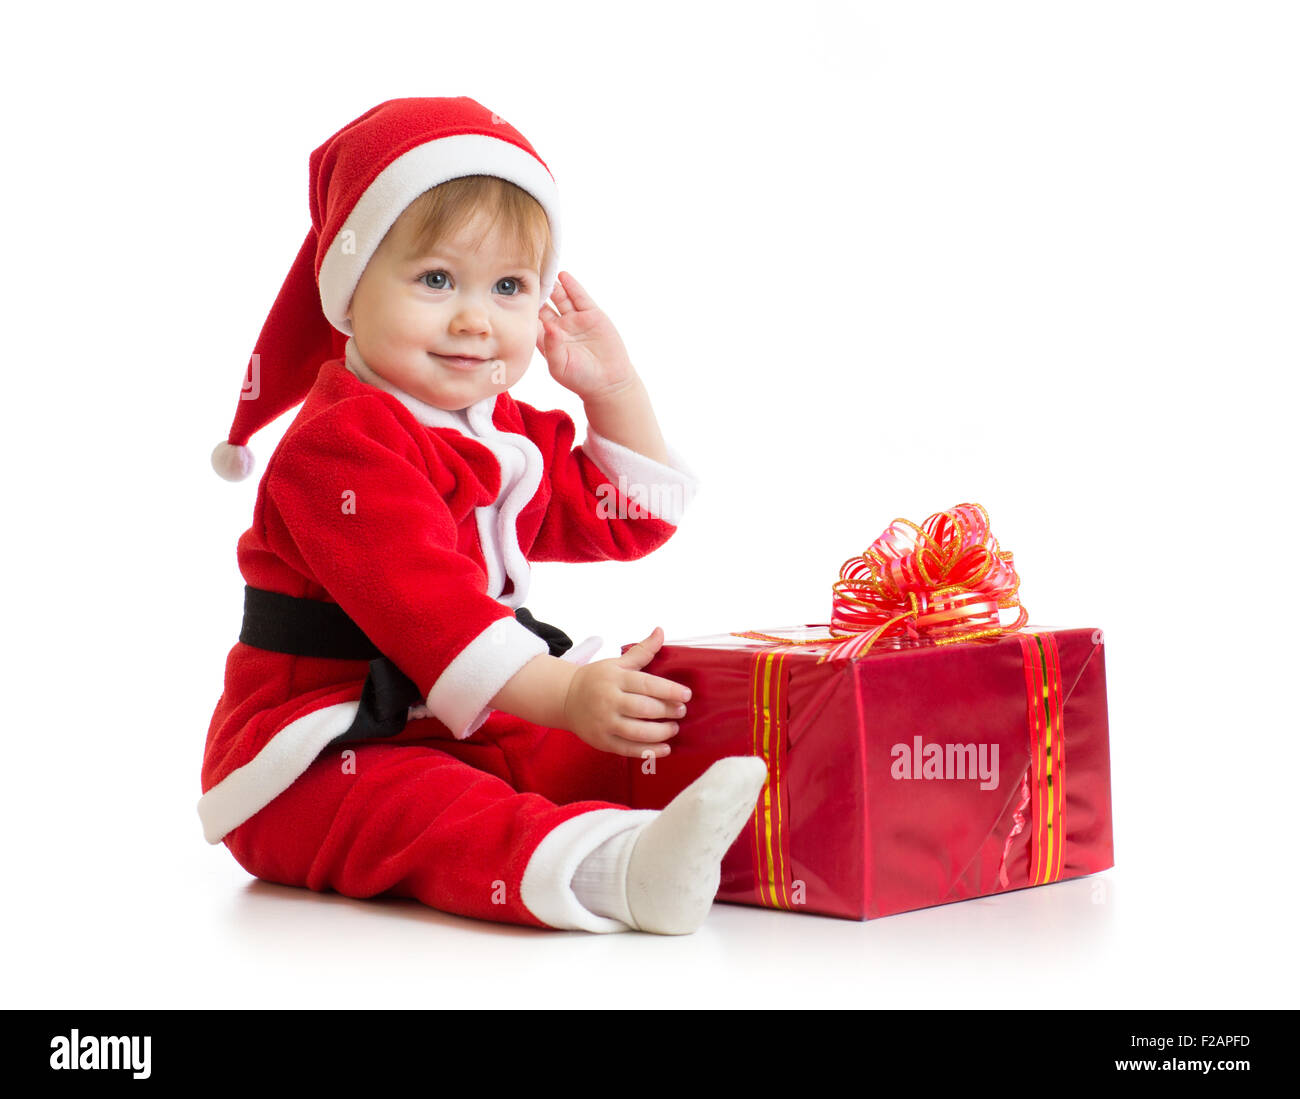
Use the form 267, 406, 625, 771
421, 270, 450, 290
495, 277, 523, 296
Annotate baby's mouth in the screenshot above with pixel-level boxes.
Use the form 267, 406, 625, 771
432, 352, 489, 371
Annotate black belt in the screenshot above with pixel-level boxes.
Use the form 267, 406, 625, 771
239, 584, 573, 748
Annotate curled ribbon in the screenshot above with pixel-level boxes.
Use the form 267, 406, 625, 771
731, 502, 1028, 664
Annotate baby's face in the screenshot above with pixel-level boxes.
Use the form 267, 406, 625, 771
346, 201, 543, 411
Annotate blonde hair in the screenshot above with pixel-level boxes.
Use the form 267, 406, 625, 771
398, 175, 552, 284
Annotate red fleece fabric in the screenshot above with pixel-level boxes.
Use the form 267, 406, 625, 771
225, 713, 634, 930
204, 358, 679, 791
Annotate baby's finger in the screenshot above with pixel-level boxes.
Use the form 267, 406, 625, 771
535, 312, 558, 355
602, 733, 673, 760
620, 691, 687, 721
615, 627, 665, 668
550, 276, 574, 315
611, 717, 679, 744
624, 668, 691, 703
557, 271, 597, 311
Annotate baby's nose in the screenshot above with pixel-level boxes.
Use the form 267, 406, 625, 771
451, 305, 490, 331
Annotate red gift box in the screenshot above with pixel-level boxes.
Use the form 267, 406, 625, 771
622, 624, 1113, 920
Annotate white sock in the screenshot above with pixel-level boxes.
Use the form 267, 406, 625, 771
570, 757, 770, 935
570, 825, 640, 928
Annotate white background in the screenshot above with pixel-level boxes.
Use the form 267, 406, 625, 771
3, 0, 1296, 1009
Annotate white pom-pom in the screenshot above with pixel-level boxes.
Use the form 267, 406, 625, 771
211, 441, 255, 482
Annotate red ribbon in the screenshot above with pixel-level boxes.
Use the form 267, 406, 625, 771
732, 502, 1028, 664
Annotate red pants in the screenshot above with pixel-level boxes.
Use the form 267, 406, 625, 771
222, 712, 645, 931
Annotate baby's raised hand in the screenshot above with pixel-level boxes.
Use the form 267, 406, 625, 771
536, 271, 637, 403
561, 626, 691, 759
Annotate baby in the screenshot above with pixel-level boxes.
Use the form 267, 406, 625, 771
201, 97, 768, 934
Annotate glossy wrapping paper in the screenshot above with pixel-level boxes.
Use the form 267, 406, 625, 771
621, 625, 1114, 921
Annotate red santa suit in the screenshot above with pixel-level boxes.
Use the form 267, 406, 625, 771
202, 97, 703, 931
200, 336, 700, 931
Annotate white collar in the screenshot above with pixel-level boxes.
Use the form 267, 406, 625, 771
343, 337, 500, 437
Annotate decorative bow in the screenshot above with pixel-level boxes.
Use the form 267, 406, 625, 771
732, 502, 1028, 664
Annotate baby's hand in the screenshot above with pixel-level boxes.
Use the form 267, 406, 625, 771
561, 626, 691, 759
536, 271, 637, 403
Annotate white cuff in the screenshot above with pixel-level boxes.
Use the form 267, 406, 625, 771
560, 634, 604, 665
197, 702, 361, 844
579, 428, 701, 526
425, 615, 550, 739
520, 808, 661, 932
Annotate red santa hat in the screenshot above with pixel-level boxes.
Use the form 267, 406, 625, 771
211, 97, 562, 482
